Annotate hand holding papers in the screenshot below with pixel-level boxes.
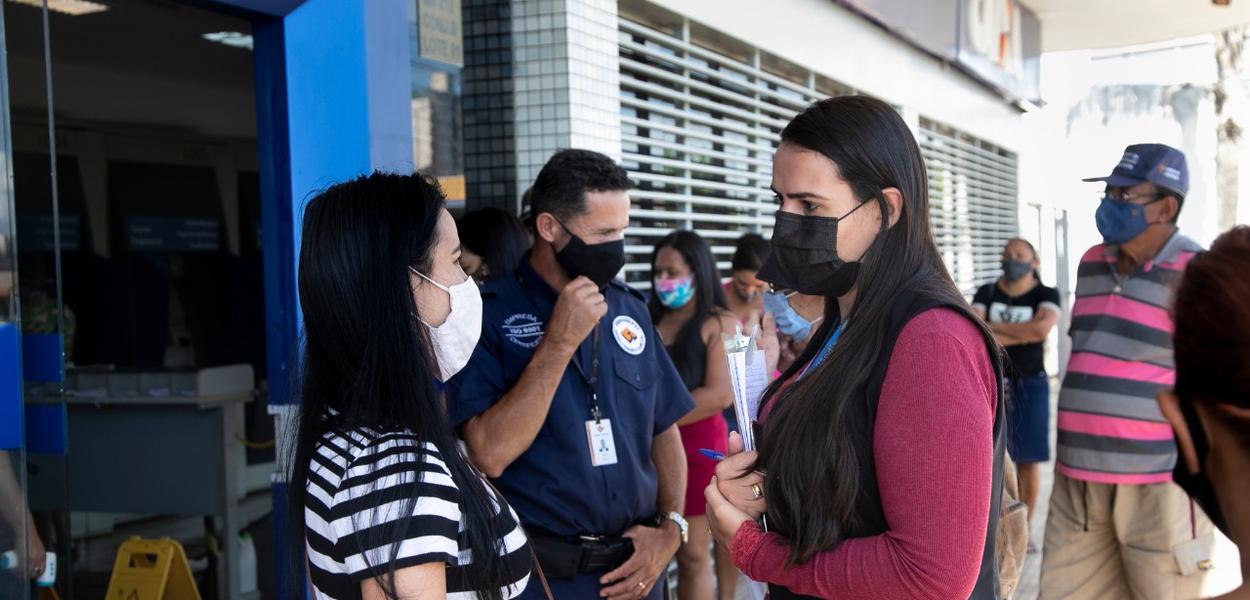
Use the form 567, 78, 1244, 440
721, 323, 771, 600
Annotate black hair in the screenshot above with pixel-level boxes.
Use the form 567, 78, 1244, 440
519, 187, 536, 234
755, 96, 997, 565
457, 207, 531, 282
530, 149, 633, 222
731, 233, 770, 272
520, 186, 533, 211
288, 172, 516, 600
1174, 225, 1250, 448
648, 230, 729, 385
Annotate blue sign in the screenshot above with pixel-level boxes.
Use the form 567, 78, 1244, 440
26, 404, 66, 455
127, 216, 221, 252
0, 323, 22, 451
21, 334, 62, 384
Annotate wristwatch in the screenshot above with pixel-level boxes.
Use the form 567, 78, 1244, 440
663, 512, 689, 545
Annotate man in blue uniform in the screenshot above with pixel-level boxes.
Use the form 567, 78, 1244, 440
448, 149, 695, 600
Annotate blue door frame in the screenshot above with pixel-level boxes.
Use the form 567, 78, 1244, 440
0, 1, 413, 595
203, 1, 415, 595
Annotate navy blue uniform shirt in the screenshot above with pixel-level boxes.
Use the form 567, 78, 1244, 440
447, 257, 694, 538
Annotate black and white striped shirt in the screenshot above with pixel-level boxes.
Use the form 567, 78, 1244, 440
304, 426, 531, 599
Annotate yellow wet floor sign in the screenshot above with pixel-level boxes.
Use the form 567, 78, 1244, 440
105, 537, 201, 600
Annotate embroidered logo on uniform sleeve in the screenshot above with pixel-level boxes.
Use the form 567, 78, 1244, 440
503, 313, 544, 348
612, 315, 646, 355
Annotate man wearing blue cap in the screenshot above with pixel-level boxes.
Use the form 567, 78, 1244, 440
1040, 144, 1214, 599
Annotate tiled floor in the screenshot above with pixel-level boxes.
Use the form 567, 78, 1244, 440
1014, 447, 1054, 600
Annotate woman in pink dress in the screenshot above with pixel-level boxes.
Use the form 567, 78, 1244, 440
650, 230, 740, 600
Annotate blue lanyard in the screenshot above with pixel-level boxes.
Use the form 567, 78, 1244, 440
799, 321, 846, 380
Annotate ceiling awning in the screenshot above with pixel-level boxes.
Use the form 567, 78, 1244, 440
1019, 0, 1250, 52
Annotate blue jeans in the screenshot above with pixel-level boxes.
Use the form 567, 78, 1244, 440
1006, 372, 1050, 463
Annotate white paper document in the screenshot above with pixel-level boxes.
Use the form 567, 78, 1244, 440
723, 325, 771, 599
743, 579, 768, 600
722, 325, 769, 452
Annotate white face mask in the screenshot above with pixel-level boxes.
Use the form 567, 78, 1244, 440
411, 267, 483, 381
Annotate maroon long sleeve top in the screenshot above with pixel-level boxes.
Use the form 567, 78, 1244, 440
734, 308, 998, 599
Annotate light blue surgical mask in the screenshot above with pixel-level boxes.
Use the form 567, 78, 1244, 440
763, 290, 821, 342
655, 275, 695, 309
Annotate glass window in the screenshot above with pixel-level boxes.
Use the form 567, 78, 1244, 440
411, 1, 466, 207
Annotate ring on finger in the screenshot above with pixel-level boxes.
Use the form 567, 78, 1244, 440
751, 482, 763, 499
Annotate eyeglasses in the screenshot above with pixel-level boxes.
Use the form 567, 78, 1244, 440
1104, 190, 1168, 204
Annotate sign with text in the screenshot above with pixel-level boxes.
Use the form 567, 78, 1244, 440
419, 0, 463, 67
836, 0, 1040, 104
957, 0, 1040, 104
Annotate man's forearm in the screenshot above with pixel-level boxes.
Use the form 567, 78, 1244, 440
464, 337, 578, 477
651, 424, 687, 516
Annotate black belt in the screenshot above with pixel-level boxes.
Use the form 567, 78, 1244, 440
530, 534, 635, 580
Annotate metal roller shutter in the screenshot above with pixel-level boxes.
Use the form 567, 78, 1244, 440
617, 13, 1018, 294
918, 117, 1020, 295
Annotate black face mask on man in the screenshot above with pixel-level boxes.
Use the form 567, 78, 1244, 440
757, 201, 876, 298
1172, 399, 1231, 537
554, 219, 625, 288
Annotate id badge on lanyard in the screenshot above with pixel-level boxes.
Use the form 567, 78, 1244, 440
576, 325, 617, 467
586, 418, 618, 466
516, 275, 618, 468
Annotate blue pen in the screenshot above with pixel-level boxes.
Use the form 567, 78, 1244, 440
699, 448, 726, 461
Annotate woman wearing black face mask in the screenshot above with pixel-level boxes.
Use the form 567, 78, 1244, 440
703, 96, 1006, 599
1158, 226, 1250, 600
973, 238, 1061, 549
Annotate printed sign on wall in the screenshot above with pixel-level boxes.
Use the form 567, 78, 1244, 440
419, 0, 464, 67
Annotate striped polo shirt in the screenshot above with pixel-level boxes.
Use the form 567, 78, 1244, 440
1056, 232, 1202, 485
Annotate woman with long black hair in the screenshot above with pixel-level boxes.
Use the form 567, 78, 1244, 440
289, 173, 532, 600
648, 230, 739, 600
704, 96, 1006, 599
